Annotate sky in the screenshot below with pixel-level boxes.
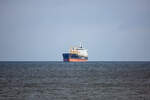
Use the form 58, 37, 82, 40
0, 0, 150, 61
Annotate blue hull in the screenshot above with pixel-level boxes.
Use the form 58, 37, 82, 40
63, 53, 88, 62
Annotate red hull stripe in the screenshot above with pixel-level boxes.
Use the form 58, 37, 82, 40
64, 59, 87, 62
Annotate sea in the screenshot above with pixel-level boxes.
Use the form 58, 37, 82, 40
0, 61, 150, 100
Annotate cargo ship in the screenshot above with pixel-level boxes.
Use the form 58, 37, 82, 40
62, 43, 88, 62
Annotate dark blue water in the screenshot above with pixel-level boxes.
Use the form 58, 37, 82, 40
0, 61, 150, 100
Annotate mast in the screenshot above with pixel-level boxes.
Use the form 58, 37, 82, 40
80, 42, 83, 48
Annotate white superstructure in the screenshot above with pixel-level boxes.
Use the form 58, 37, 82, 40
69, 42, 88, 57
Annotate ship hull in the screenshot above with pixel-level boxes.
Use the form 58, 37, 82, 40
63, 53, 88, 62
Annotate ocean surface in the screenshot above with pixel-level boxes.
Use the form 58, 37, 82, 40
0, 61, 150, 100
